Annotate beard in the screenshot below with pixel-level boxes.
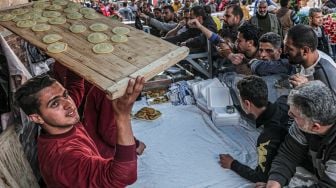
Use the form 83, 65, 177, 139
288, 51, 305, 65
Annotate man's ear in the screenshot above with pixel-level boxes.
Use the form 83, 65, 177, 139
277, 48, 282, 55
244, 100, 251, 109
311, 122, 321, 132
28, 114, 44, 124
302, 46, 311, 56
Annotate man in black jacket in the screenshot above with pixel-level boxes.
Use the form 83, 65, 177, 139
164, 6, 217, 52
266, 80, 336, 188
219, 75, 290, 183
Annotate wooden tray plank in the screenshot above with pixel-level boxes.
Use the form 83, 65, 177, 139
107, 46, 189, 99
0, 2, 189, 99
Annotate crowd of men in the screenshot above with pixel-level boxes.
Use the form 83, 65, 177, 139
13, 0, 336, 187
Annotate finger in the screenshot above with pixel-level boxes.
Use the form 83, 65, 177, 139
133, 76, 145, 94
126, 78, 136, 96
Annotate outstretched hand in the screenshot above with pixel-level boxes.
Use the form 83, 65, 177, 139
112, 76, 145, 118
219, 154, 234, 169
289, 73, 309, 88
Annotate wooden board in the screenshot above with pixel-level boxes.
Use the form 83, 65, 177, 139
0, 0, 28, 10
0, 1, 189, 99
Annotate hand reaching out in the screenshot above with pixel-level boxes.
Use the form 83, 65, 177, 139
228, 53, 245, 65
219, 154, 234, 169
289, 74, 309, 88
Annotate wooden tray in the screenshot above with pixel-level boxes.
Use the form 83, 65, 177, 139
0, 2, 189, 99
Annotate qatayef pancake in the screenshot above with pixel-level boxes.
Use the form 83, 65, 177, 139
43, 11, 61, 18
87, 33, 108, 44
33, 16, 49, 23
32, 23, 50, 32
89, 23, 108, 32
52, 0, 69, 6
0, 13, 16, 22
67, 2, 82, 9
16, 20, 36, 28
47, 42, 67, 53
111, 35, 128, 43
28, 12, 42, 19
66, 12, 82, 20
33, 2, 49, 9
48, 17, 66, 25
13, 14, 31, 22
11, 9, 29, 15
30, 8, 43, 13
92, 43, 114, 54
46, 4, 62, 11
43, 34, 62, 44
79, 7, 95, 15
84, 13, 99, 19
69, 24, 86, 33
63, 7, 78, 13
112, 27, 130, 35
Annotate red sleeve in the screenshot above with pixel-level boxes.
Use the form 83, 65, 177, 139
91, 87, 117, 147
53, 62, 67, 85
65, 70, 84, 108
59, 144, 137, 187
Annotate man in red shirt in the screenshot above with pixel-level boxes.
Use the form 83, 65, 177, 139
14, 71, 144, 187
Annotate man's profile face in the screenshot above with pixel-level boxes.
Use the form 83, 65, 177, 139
33, 82, 80, 129
259, 42, 281, 61
223, 8, 238, 27
154, 10, 162, 18
257, 3, 268, 16
284, 36, 305, 65
310, 12, 323, 27
236, 32, 249, 53
288, 105, 314, 134
163, 9, 174, 22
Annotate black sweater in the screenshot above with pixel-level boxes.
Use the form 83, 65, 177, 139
231, 100, 290, 183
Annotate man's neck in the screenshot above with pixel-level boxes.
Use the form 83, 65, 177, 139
252, 106, 267, 120
42, 124, 74, 135
303, 50, 319, 69
310, 24, 319, 29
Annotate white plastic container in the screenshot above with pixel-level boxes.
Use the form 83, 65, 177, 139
206, 87, 232, 110
211, 107, 240, 126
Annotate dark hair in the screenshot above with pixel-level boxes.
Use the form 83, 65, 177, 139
237, 76, 268, 108
203, 5, 212, 15
15, 74, 57, 115
238, 23, 260, 47
163, 5, 174, 13
280, 0, 290, 7
154, 7, 162, 12
259, 32, 282, 49
287, 24, 318, 51
309, 8, 322, 17
122, 2, 127, 7
226, 4, 243, 21
191, 5, 206, 18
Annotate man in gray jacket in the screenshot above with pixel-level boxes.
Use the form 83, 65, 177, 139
286, 25, 336, 94
265, 80, 336, 188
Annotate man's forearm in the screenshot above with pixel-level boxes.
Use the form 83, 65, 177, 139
197, 23, 213, 40
116, 115, 135, 146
